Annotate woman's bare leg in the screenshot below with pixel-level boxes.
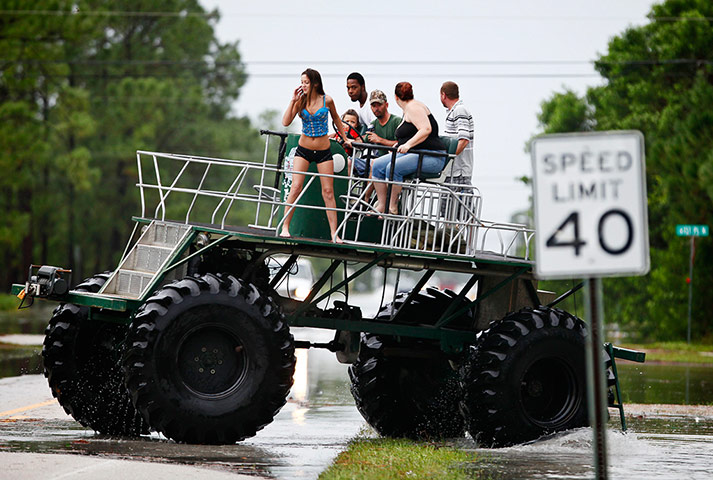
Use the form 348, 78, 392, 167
317, 160, 343, 243
373, 179, 387, 214
388, 185, 402, 215
372, 180, 400, 215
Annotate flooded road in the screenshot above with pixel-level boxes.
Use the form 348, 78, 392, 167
2, 298, 713, 479
0, 329, 364, 479
464, 409, 713, 480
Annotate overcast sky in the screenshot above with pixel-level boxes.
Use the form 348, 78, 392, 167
199, 0, 656, 223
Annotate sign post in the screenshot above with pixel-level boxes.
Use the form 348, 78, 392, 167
531, 131, 649, 480
676, 224, 709, 344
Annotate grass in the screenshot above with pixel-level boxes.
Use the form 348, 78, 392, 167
619, 341, 713, 364
318, 437, 477, 480
0, 294, 20, 312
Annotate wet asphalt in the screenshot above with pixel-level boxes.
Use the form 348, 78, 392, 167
0, 329, 365, 480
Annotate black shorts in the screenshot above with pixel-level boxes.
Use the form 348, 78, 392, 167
295, 145, 333, 164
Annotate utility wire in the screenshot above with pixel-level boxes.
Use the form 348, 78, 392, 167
1, 57, 711, 67
2, 10, 713, 22
0, 9, 215, 18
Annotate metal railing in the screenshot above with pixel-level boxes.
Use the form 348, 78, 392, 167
134, 131, 535, 262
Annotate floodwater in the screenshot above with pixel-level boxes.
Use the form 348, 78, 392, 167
2, 301, 713, 479
463, 414, 713, 480
0, 330, 363, 479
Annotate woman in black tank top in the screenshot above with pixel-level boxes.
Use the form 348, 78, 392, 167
370, 82, 447, 215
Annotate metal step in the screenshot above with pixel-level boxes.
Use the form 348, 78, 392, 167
140, 222, 192, 247
123, 244, 174, 273
100, 220, 193, 298
109, 269, 154, 298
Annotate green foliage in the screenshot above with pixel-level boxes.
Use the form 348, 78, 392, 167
537, 89, 593, 134
534, 0, 713, 341
0, 1, 266, 288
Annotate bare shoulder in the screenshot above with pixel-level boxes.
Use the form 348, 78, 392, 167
408, 100, 429, 114
406, 100, 430, 119
325, 95, 335, 106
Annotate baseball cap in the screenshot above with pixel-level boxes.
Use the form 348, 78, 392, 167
369, 89, 387, 104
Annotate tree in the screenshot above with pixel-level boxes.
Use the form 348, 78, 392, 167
533, 0, 713, 341
0, 1, 265, 290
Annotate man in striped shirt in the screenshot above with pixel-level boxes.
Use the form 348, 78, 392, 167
440, 81, 474, 186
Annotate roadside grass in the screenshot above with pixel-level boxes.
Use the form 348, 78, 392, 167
620, 342, 713, 364
318, 436, 477, 480
0, 294, 19, 312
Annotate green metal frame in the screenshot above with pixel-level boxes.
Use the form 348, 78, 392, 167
11, 217, 648, 425
606, 343, 646, 431
9, 218, 537, 351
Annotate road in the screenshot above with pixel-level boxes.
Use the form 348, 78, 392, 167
0, 328, 365, 480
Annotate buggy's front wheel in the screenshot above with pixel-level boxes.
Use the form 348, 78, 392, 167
42, 272, 147, 436
122, 273, 295, 444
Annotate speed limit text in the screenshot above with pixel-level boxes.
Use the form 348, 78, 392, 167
541, 150, 633, 203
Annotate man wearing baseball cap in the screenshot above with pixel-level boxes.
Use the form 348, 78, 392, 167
365, 89, 401, 158
352, 89, 402, 179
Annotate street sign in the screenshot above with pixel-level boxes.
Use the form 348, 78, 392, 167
531, 131, 650, 279
676, 224, 709, 237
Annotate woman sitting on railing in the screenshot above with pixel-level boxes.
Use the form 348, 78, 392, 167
281, 68, 352, 243
370, 82, 446, 215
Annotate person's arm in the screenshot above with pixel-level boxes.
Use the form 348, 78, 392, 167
365, 131, 396, 147
397, 103, 431, 153
282, 86, 302, 126
454, 105, 473, 155
456, 138, 469, 156
326, 96, 351, 145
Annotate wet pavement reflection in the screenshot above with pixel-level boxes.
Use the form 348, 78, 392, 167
0, 328, 364, 479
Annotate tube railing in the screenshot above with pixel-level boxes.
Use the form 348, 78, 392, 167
134, 139, 534, 262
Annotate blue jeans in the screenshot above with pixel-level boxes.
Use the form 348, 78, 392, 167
371, 151, 446, 182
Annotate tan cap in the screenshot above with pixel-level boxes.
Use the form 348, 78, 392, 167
369, 89, 387, 104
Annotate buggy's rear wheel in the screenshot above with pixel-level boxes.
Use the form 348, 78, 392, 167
42, 272, 147, 436
459, 307, 588, 447
349, 334, 464, 439
348, 288, 468, 439
123, 273, 295, 444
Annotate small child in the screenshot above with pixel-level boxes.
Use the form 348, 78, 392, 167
331, 109, 362, 157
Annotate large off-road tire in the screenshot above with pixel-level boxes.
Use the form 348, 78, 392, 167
122, 273, 295, 444
459, 306, 589, 447
349, 334, 464, 439
377, 286, 473, 327
42, 272, 147, 436
348, 287, 467, 439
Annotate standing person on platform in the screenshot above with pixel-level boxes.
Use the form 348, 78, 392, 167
346, 72, 376, 128
281, 68, 351, 243
440, 81, 474, 186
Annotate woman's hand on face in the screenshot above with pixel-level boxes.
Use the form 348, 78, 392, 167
293, 86, 304, 101
397, 144, 410, 154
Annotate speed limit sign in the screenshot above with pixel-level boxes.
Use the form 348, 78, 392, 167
531, 131, 650, 279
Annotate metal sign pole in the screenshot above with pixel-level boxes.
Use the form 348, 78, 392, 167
687, 236, 694, 344
531, 131, 650, 480
585, 277, 608, 479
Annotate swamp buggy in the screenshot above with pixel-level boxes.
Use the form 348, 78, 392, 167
14, 131, 644, 447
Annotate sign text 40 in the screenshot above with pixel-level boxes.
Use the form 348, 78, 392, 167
546, 209, 634, 256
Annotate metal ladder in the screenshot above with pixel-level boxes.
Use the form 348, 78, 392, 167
100, 221, 192, 299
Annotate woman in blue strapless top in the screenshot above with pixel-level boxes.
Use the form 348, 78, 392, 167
281, 68, 351, 243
